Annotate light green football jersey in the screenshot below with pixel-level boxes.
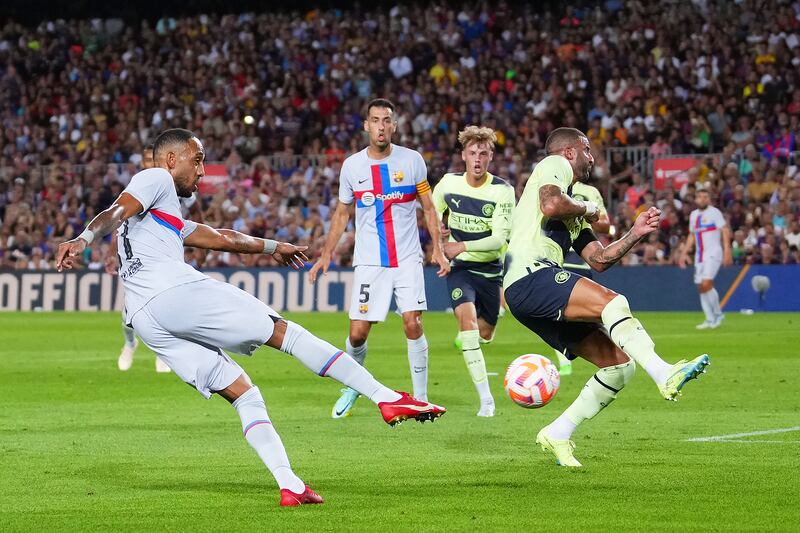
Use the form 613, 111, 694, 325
564, 181, 606, 268
504, 155, 592, 289
432, 172, 515, 278
570, 181, 607, 217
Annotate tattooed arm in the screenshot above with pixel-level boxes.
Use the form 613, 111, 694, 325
539, 184, 599, 222
580, 207, 661, 272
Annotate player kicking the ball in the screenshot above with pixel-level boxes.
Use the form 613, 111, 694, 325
309, 99, 450, 418
504, 127, 709, 467
432, 126, 515, 417
56, 128, 445, 506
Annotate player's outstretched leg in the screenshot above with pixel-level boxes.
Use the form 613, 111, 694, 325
332, 338, 367, 419
601, 294, 710, 401
275, 321, 446, 426
118, 321, 138, 371
537, 332, 635, 467
228, 384, 323, 507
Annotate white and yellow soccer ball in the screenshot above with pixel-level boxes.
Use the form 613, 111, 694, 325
504, 354, 560, 408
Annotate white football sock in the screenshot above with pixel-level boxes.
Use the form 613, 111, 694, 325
122, 322, 136, 347
407, 334, 429, 401
345, 338, 367, 366
699, 291, 714, 322
547, 361, 635, 440
546, 414, 578, 440
461, 330, 493, 403
555, 349, 571, 367
706, 287, 722, 317
602, 295, 672, 385
232, 386, 304, 493
281, 321, 400, 404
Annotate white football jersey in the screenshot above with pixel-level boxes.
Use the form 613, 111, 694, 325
338, 144, 430, 267
179, 193, 197, 218
689, 206, 726, 262
118, 168, 207, 323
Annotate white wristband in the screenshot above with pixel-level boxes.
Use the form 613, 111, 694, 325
583, 201, 598, 217
78, 229, 95, 244
262, 239, 278, 254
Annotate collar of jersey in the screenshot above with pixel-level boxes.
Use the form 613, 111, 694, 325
461, 171, 493, 189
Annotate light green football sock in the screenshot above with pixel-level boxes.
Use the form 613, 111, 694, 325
548, 361, 635, 440
461, 329, 492, 402
601, 295, 671, 384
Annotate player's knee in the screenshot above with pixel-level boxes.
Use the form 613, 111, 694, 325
600, 293, 632, 325
349, 323, 370, 346
599, 285, 619, 306
698, 280, 713, 293
265, 319, 287, 349
349, 330, 368, 346
402, 312, 422, 337
454, 303, 478, 328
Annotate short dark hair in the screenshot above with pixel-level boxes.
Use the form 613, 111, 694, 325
545, 127, 587, 155
153, 128, 195, 159
366, 98, 396, 116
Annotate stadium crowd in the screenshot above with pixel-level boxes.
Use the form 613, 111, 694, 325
1, 0, 800, 270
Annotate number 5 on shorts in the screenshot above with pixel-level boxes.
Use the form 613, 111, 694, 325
359, 284, 370, 303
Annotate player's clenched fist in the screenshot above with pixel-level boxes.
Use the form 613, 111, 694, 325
632, 207, 661, 239
55, 238, 88, 272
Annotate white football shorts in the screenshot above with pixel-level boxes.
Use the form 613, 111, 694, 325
349, 261, 427, 321
131, 278, 280, 399
694, 257, 722, 284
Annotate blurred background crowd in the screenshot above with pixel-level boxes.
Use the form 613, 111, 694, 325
1, 0, 799, 270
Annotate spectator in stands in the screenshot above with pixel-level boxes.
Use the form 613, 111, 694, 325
0, 1, 799, 270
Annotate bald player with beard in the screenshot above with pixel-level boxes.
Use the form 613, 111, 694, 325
503, 127, 710, 467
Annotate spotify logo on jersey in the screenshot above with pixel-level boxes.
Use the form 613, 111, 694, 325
361, 192, 375, 206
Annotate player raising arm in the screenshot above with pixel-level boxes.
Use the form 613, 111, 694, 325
107, 142, 171, 373
308, 99, 449, 419
56, 128, 445, 506
554, 172, 610, 376
432, 126, 515, 417
503, 127, 710, 468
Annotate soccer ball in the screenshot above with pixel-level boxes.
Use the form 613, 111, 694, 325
504, 354, 560, 409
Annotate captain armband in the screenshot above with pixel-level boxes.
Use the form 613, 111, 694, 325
572, 228, 598, 256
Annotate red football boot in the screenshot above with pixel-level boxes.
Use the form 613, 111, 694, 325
378, 391, 447, 426
280, 485, 324, 507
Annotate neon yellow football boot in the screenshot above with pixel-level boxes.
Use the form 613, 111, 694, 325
535, 428, 582, 467
659, 354, 710, 401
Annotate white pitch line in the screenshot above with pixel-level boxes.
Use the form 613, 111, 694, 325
700, 437, 800, 443
686, 426, 800, 442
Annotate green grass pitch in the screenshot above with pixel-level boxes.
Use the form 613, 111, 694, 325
1, 311, 799, 531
